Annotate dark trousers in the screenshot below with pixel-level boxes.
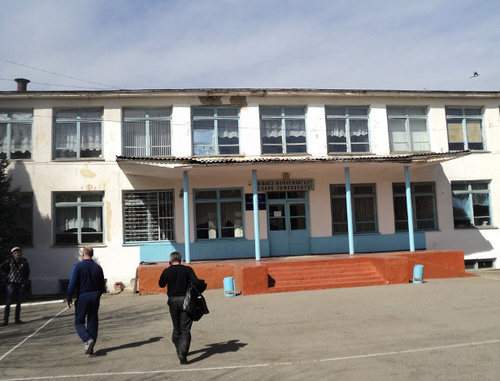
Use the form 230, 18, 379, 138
4, 283, 24, 322
74, 291, 100, 343
168, 296, 193, 356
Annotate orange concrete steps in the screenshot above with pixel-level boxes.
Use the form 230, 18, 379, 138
267, 261, 387, 293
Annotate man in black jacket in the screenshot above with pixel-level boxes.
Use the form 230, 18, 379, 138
1, 247, 30, 326
158, 251, 205, 364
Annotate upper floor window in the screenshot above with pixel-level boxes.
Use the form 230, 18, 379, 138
194, 188, 243, 240
330, 184, 377, 234
54, 109, 102, 159
123, 190, 175, 242
451, 181, 491, 228
192, 107, 239, 155
325, 106, 370, 153
387, 107, 429, 152
393, 183, 437, 231
446, 107, 484, 151
54, 192, 104, 245
0, 110, 32, 159
123, 108, 171, 157
260, 106, 306, 154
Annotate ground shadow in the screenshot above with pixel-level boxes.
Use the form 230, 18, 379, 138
94, 337, 162, 356
187, 339, 247, 364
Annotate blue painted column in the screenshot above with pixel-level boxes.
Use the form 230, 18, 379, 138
252, 169, 261, 261
183, 170, 191, 263
405, 166, 415, 252
345, 167, 355, 255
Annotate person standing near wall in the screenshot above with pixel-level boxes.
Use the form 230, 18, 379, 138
1, 247, 30, 326
66, 247, 106, 356
158, 251, 205, 364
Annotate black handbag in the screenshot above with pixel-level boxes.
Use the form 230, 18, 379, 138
183, 283, 209, 321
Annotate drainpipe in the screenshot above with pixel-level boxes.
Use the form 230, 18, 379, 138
15, 78, 30, 92
183, 171, 191, 263
405, 166, 416, 252
252, 169, 261, 261
345, 167, 355, 255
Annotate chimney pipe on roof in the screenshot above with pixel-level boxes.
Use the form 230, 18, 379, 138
15, 78, 30, 92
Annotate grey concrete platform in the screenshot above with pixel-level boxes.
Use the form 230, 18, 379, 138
1, 270, 499, 380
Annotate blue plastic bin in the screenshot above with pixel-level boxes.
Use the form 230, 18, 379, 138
223, 277, 236, 297
413, 264, 424, 284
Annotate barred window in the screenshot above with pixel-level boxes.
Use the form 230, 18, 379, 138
0, 110, 33, 159
123, 191, 175, 242
393, 183, 437, 231
123, 108, 172, 157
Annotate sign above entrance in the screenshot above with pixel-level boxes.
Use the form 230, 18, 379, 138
257, 179, 315, 192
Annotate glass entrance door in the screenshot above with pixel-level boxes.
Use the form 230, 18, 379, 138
267, 191, 310, 256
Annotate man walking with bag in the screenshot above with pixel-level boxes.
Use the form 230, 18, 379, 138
66, 247, 106, 356
158, 251, 205, 364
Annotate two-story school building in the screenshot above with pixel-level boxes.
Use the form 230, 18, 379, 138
1, 81, 499, 294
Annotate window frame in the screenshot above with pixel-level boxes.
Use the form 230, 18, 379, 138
325, 106, 370, 153
53, 109, 103, 160
451, 181, 492, 228
194, 188, 244, 240
387, 106, 430, 152
122, 107, 172, 157
0, 110, 33, 160
192, 106, 240, 156
330, 184, 378, 234
392, 182, 438, 231
445, 107, 485, 151
15, 192, 33, 246
260, 106, 307, 154
53, 192, 104, 246
123, 190, 175, 243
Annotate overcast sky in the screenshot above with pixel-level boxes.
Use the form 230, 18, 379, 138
1, 0, 499, 92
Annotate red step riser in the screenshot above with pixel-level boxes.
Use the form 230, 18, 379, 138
268, 280, 388, 293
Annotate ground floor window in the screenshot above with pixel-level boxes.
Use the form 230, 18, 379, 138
123, 190, 175, 242
15, 193, 33, 246
393, 182, 437, 231
194, 188, 243, 239
330, 184, 377, 234
451, 181, 491, 228
54, 192, 104, 245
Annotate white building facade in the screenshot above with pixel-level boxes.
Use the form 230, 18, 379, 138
1, 87, 498, 294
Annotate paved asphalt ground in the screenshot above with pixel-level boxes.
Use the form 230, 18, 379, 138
1, 270, 499, 381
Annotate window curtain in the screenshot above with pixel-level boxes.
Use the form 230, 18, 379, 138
11, 124, 31, 152
217, 120, 239, 139
285, 120, 306, 138
80, 122, 101, 150
262, 120, 282, 138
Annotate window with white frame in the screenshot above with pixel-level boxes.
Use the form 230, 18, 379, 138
260, 106, 307, 154
54, 109, 102, 159
451, 181, 491, 228
194, 188, 243, 239
15, 193, 33, 246
123, 108, 172, 157
54, 193, 104, 245
393, 183, 437, 231
192, 107, 239, 155
0, 110, 32, 159
446, 108, 484, 151
387, 107, 429, 152
330, 184, 377, 234
325, 106, 370, 153
123, 191, 175, 242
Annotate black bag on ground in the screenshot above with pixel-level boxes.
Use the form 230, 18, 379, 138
183, 282, 209, 321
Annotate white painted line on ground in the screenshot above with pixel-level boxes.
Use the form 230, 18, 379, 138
2, 338, 499, 380
1, 300, 65, 309
0, 306, 68, 362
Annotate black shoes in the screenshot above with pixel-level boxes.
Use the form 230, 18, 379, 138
178, 354, 188, 365
15, 319, 24, 324
1, 321, 7, 327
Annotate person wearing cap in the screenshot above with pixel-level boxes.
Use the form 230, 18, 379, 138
1, 247, 30, 326
66, 247, 106, 356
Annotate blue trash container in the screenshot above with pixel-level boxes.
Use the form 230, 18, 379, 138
223, 277, 236, 297
413, 264, 424, 284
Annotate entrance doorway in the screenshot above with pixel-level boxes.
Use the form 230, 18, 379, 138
267, 191, 310, 256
